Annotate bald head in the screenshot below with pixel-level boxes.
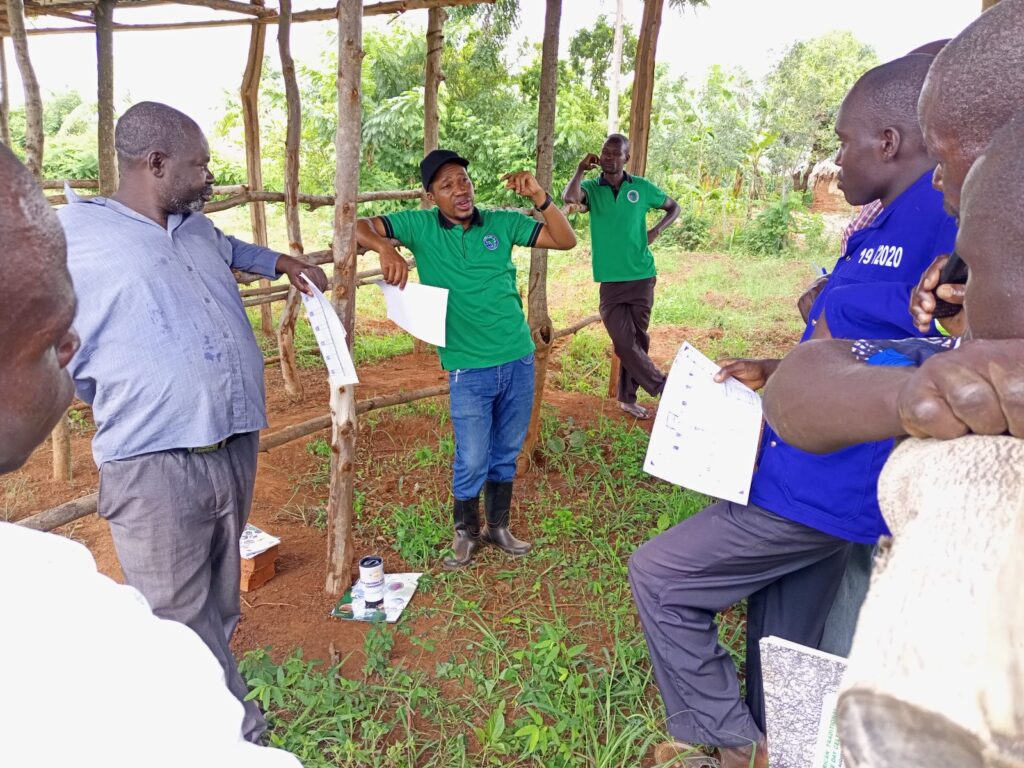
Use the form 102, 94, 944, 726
0, 145, 78, 473
919, 0, 1024, 213
115, 101, 203, 168
957, 108, 1024, 339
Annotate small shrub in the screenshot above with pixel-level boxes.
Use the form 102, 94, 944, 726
736, 193, 806, 257
661, 209, 713, 251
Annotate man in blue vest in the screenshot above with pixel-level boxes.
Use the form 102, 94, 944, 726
633, 54, 957, 768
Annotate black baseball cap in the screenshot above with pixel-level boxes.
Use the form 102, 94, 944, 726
420, 149, 470, 190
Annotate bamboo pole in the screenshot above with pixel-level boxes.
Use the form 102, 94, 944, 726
325, 0, 363, 596
0, 38, 9, 146
516, 0, 561, 476
275, 0, 307, 401
22, 0, 495, 36
94, 0, 117, 196
240, 0, 274, 337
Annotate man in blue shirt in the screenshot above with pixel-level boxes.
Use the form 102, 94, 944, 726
62, 102, 327, 744
631, 56, 956, 768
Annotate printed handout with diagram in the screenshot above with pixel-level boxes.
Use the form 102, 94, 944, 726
644, 342, 763, 504
375, 280, 448, 348
299, 274, 359, 390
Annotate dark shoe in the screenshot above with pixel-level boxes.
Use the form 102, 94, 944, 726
717, 738, 768, 768
480, 481, 532, 556
443, 496, 481, 569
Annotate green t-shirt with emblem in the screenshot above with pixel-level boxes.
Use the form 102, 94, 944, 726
380, 207, 542, 371
580, 174, 667, 283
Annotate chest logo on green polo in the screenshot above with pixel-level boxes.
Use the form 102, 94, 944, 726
482, 233, 500, 251
626, 189, 640, 203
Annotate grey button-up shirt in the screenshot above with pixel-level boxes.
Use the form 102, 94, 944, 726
60, 190, 281, 466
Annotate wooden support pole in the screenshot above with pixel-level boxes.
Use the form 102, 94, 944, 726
325, 0, 363, 596
7, 0, 42, 178
275, 0, 306, 401
627, 0, 664, 178
982, 0, 1000, 9
201, 186, 422, 214
94, 0, 117, 196
414, 4, 445, 354
240, 1, 274, 337
516, 0, 561, 476
0, 38, 9, 146
16, 493, 98, 532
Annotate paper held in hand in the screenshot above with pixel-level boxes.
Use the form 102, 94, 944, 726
300, 274, 359, 390
643, 342, 762, 504
375, 280, 448, 348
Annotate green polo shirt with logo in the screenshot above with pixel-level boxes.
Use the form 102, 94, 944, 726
581, 173, 667, 283
380, 207, 542, 371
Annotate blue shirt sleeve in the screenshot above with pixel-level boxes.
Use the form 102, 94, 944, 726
225, 233, 281, 278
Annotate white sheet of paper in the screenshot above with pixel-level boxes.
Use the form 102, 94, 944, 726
643, 341, 763, 504
299, 275, 359, 389
375, 281, 448, 348
239, 524, 280, 560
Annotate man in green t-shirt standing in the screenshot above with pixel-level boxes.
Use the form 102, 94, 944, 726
356, 149, 576, 569
563, 134, 680, 419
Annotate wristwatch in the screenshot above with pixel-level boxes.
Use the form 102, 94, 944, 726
535, 193, 553, 212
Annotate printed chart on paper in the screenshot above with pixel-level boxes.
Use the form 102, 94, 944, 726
300, 275, 359, 390
644, 342, 763, 504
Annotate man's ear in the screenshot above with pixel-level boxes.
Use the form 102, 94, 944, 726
425, 189, 436, 206
147, 150, 167, 178
880, 127, 901, 162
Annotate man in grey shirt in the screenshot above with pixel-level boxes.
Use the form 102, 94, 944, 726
62, 101, 327, 743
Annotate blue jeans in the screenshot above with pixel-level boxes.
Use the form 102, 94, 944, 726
448, 353, 535, 500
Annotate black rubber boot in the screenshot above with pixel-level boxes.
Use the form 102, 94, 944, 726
443, 496, 481, 569
481, 481, 532, 556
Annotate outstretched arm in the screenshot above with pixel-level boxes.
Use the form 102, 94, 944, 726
503, 171, 577, 250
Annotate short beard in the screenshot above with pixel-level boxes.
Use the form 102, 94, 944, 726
167, 187, 210, 214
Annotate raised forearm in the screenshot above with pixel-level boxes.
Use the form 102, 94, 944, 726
763, 339, 912, 453
562, 167, 588, 205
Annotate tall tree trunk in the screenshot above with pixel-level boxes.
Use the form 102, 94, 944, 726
7, 0, 42, 178
241, 0, 274, 339
607, 0, 624, 135
0, 39, 11, 147
627, 0, 664, 178
94, 0, 117, 196
325, 0, 363, 596
516, 0, 561, 476
275, 0, 306, 402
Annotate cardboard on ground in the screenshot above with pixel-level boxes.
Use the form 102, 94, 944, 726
643, 341, 762, 504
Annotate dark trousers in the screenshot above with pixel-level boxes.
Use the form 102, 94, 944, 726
98, 433, 266, 743
599, 277, 666, 405
628, 500, 851, 748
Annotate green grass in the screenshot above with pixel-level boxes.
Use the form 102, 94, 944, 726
243, 413, 737, 767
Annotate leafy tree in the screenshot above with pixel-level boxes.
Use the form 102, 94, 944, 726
759, 31, 878, 184
568, 15, 637, 97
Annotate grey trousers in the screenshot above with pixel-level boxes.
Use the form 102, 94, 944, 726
628, 500, 851, 748
599, 277, 667, 405
98, 432, 266, 743
818, 542, 875, 657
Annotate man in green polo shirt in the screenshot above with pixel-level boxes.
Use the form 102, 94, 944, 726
356, 149, 576, 569
563, 133, 680, 419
